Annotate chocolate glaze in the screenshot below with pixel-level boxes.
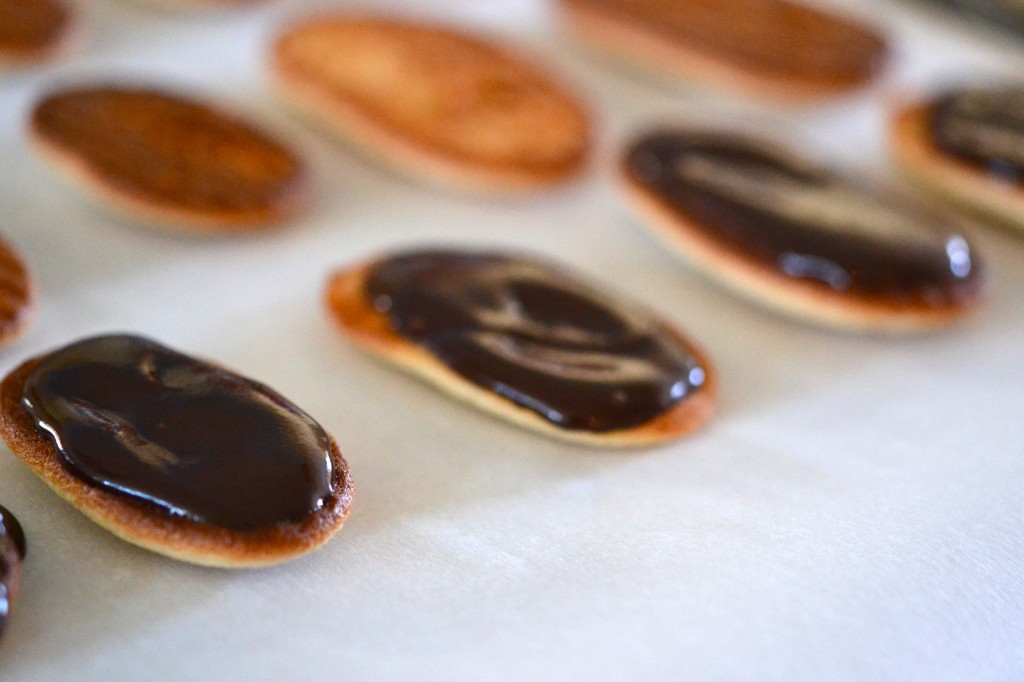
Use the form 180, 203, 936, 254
0, 504, 23, 642
0, 506, 25, 560
31, 87, 305, 214
21, 335, 336, 531
0, 0, 70, 56
930, 87, 1024, 184
365, 251, 707, 432
570, 0, 887, 87
625, 132, 983, 306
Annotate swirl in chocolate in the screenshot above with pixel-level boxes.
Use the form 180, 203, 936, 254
0, 504, 24, 642
930, 86, 1024, 184
365, 251, 707, 432
625, 132, 982, 305
21, 335, 336, 531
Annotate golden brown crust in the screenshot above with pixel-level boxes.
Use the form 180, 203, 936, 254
891, 103, 1024, 233
618, 161, 982, 333
0, 354, 354, 568
269, 15, 592, 194
0, 0, 78, 68
28, 87, 310, 233
0, 236, 35, 348
324, 258, 716, 448
557, 0, 887, 103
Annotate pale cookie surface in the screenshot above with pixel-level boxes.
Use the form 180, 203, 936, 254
326, 249, 715, 447
621, 130, 986, 332
0, 236, 34, 347
892, 87, 1024, 232
558, 0, 887, 101
0, 0, 75, 67
271, 16, 592, 193
30, 86, 309, 231
0, 335, 353, 568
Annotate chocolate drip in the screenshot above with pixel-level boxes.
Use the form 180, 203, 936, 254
0, 504, 24, 642
930, 87, 1024, 184
365, 251, 707, 432
571, 0, 886, 87
625, 132, 982, 305
21, 335, 336, 531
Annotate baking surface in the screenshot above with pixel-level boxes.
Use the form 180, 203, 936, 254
1, 0, 1022, 679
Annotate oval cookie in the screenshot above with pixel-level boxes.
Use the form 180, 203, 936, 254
892, 86, 1024, 233
326, 249, 715, 447
29, 86, 310, 232
621, 130, 986, 332
0, 0, 76, 68
557, 0, 888, 102
0, 235, 34, 347
0, 504, 25, 643
0, 335, 353, 568
270, 16, 592, 194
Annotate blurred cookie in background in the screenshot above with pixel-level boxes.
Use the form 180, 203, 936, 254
892, 85, 1024, 233
270, 15, 593, 195
29, 85, 311, 232
620, 129, 986, 332
557, 0, 889, 104
0, 0, 79, 68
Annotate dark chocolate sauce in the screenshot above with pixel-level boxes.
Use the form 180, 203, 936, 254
21, 335, 336, 531
365, 251, 707, 432
0, 506, 25, 560
0, 504, 24, 642
625, 132, 982, 305
930, 87, 1024, 184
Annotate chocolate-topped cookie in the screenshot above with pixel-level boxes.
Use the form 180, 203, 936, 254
29, 86, 310, 232
326, 249, 715, 446
892, 86, 1024, 232
0, 504, 25, 643
0, 0, 77, 68
557, 0, 888, 103
0, 335, 353, 567
270, 16, 592, 194
621, 130, 985, 331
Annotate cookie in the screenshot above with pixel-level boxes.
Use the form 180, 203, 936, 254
326, 249, 715, 447
0, 504, 25, 643
891, 86, 1024, 233
270, 16, 592, 194
0, 235, 34, 347
557, 0, 888, 103
29, 85, 310, 232
0, 335, 353, 568
620, 130, 986, 332
0, 0, 77, 68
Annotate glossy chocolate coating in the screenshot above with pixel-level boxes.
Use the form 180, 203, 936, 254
365, 251, 707, 432
625, 132, 982, 305
567, 0, 886, 87
0, 504, 23, 642
21, 335, 336, 531
31, 87, 305, 215
930, 87, 1024, 184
